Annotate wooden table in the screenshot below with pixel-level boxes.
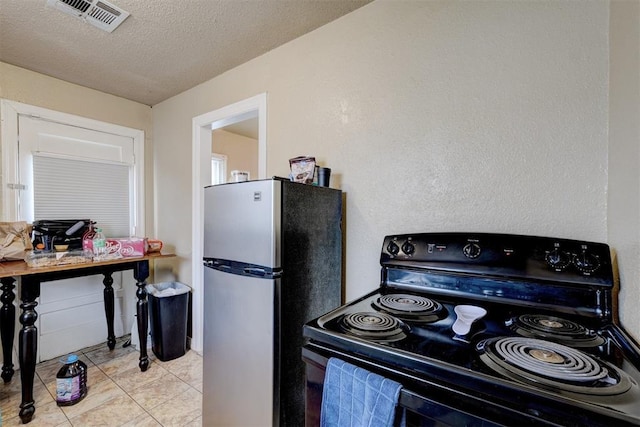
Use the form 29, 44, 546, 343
0, 253, 175, 424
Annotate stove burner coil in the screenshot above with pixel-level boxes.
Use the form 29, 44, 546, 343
372, 293, 445, 323
338, 311, 407, 342
507, 314, 605, 347
478, 337, 631, 396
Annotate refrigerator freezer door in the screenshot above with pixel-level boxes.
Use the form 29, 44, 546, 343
203, 266, 276, 426
204, 180, 281, 269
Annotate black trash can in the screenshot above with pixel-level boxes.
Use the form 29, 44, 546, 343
146, 282, 190, 362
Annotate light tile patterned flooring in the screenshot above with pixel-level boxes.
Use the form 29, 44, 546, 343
0, 336, 203, 426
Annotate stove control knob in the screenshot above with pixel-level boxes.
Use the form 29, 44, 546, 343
401, 241, 415, 255
387, 241, 400, 255
573, 251, 600, 274
545, 249, 571, 271
462, 243, 481, 259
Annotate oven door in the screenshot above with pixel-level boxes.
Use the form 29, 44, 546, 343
302, 344, 556, 427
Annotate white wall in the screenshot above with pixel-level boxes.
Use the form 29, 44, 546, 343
153, 1, 638, 341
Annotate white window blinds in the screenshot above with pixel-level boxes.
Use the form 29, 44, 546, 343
33, 155, 131, 237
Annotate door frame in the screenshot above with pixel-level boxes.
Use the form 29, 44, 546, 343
191, 93, 267, 352
1, 99, 145, 231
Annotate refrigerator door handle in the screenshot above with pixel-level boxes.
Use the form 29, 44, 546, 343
244, 267, 267, 276
203, 259, 231, 270
203, 257, 282, 278
242, 267, 283, 278
238, 266, 283, 278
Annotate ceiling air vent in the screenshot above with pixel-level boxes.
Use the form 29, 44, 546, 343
46, 0, 130, 33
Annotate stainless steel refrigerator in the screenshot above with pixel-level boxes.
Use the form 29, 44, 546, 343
202, 177, 342, 426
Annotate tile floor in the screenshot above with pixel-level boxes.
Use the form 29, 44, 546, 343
0, 336, 202, 426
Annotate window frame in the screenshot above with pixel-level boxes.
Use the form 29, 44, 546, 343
211, 153, 228, 185
1, 99, 145, 237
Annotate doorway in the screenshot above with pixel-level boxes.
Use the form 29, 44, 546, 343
190, 93, 267, 352
213, 113, 259, 183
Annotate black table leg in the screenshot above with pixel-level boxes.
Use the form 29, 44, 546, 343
19, 276, 40, 424
1, 277, 16, 383
134, 260, 150, 372
102, 272, 116, 350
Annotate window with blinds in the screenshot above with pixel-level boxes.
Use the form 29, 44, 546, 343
33, 155, 131, 237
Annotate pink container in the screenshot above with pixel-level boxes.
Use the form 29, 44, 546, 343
83, 237, 148, 258
106, 237, 148, 257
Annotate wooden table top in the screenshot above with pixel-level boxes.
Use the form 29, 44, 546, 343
0, 253, 176, 279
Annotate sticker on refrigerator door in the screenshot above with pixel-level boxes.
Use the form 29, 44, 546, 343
254, 192, 262, 201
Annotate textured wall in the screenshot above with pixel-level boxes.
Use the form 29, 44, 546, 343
152, 1, 636, 342
0, 62, 152, 132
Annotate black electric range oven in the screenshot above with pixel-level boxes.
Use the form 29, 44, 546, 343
303, 233, 640, 426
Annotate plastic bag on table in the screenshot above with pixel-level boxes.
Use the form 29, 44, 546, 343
0, 221, 33, 261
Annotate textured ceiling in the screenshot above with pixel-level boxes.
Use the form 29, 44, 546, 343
0, 0, 371, 106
